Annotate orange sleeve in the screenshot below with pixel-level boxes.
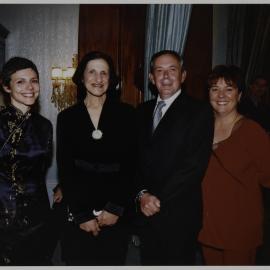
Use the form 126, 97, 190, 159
244, 121, 270, 187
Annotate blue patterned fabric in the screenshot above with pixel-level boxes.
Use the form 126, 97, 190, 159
0, 105, 53, 265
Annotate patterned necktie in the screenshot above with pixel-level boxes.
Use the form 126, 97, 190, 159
152, 100, 166, 132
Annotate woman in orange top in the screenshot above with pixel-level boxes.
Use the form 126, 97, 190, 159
199, 65, 270, 265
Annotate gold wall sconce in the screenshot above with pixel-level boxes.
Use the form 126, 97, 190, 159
51, 54, 78, 111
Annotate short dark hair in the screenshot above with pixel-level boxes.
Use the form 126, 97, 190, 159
0, 56, 39, 88
150, 50, 184, 73
207, 65, 245, 93
72, 51, 119, 101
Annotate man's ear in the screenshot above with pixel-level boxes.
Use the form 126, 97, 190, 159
3, 86, 11, 93
181, 70, 187, 84
149, 73, 155, 85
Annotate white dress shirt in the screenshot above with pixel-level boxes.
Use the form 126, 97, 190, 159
154, 89, 182, 118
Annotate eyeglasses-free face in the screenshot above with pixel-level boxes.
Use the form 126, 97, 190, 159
209, 78, 242, 116
83, 59, 110, 98
149, 54, 186, 100
3, 68, 40, 114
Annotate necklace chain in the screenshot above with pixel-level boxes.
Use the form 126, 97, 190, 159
213, 113, 241, 145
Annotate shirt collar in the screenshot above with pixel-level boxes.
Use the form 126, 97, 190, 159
157, 89, 182, 106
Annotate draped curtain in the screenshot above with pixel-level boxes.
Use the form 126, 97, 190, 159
226, 4, 270, 85
144, 4, 192, 101
245, 6, 270, 84
0, 4, 79, 204
226, 5, 246, 67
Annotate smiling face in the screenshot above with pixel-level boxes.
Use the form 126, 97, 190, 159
209, 78, 242, 117
149, 54, 186, 100
3, 68, 40, 113
83, 58, 109, 98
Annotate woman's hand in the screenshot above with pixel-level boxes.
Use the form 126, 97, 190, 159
96, 210, 119, 227
79, 219, 100, 236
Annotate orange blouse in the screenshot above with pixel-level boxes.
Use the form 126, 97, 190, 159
199, 118, 270, 250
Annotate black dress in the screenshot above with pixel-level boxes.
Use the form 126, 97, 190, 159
0, 105, 53, 265
56, 98, 136, 265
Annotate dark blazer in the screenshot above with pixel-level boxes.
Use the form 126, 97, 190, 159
136, 91, 214, 240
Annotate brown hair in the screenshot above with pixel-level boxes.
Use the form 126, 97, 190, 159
207, 65, 245, 93
72, 51, 119, 101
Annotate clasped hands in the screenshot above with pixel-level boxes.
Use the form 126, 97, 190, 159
140, 193, 160, 216
79, 210, 119, 236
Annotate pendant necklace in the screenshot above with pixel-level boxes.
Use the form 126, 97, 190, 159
84, 100, 103, 140
92, 128, 103, 140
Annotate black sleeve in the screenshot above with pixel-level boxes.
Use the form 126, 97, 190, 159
56, 111, 95, 224
46, 120, 53, 169
104, 105, 137, 216
133, 103, 150, 198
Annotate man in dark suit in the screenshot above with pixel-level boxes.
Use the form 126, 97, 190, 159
135, 50, 214, 265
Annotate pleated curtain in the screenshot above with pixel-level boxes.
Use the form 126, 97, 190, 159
144, 4, 192, 101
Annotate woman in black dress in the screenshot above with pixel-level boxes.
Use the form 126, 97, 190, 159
0, 57, 53, 265
56, 51, 136, 265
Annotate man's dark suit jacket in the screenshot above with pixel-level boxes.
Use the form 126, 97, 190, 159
136, 91, 214, 246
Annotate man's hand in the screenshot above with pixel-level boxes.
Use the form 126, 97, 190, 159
97, 210, 119, 227
140, 193, 160, 216
79, 219, 100, 236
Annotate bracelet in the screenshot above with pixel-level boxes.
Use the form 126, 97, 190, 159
136, 189, 148, 203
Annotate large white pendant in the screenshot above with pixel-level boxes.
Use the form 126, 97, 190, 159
92, 129, 103, 140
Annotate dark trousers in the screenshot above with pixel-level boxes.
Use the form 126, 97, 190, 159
139, 223, 197, 265
61, 221, 129, 266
